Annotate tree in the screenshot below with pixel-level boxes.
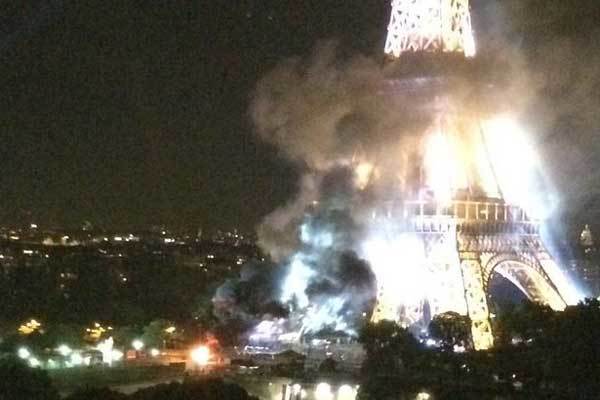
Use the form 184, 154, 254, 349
130, 379, 258, 400
141, 319, 176, 349
65, 387, 126, 400
359, 320, 421, 377
428, 312, 472, 351
490, 298, 600, 397
493, 301, 555, 346
112, 326, 142, 349
0, 357, 59, 400
318, 357, 337, 375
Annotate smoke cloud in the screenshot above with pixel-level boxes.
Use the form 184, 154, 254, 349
213, 1, 600, 338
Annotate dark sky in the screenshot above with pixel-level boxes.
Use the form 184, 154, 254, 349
0, 1, 598, 232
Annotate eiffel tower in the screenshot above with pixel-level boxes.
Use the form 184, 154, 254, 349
371, 0, 578, 350
385, 0, 476, 58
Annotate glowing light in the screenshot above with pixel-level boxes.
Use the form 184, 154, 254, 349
132, 339, 144, 351
416, 392, 431, 400
385, 0, 476, 58
190, 345, 210, 366
481, 116, 549, 218
363, 233, 428, 322
28, 357, 41, 368
292, 384, 302, 395
18, 319, 42, 335
300, 223, 333, 248
338, 384, 356, 400
57, 344, 72, 357
453, 344, 466, 353
164, 326, 176, 334
97, 337, 116, 366
424, 131, 467, 203
111, 349, 124, 362
354, 162, 374, 189
150, 348, 160, 357
86, 322, 107, 341
17, 348, 30, 359
250, 320, 286, 342
315, 382, 333, 400
70, 353, 83, 366
300, 298, 349, 333
281, 256, 315, 308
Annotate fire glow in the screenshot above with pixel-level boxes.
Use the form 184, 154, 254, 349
241, 5, 585, 345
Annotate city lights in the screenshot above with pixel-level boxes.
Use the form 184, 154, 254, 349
132, 339, 144, 351
338, 384, 356, 400
97, 337, 119, 366
18, 319, 42, 335
111, 349, 124, 362
190, 345, 210, 366
28, 357, 41, 368
164, 326, 176, 334
69, 353, 83, 366
56, 344, 72, 357
315, 382, 333, 400
17, 347, 30, 360
416, 392, 431, 400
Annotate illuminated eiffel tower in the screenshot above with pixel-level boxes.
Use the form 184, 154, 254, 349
371, 0, 578, 350
385, 0, 476, 58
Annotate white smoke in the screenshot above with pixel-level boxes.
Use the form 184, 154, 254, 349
247, 10, 594, 334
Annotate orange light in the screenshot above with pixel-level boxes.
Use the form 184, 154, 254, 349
190, 345, 210, 366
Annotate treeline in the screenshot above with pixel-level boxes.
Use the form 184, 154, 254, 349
0, 251, 233, 326
357, 299, 600, 400
0, 357, 257, 400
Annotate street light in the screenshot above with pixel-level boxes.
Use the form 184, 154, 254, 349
132, 339, 144, 351
315, 382, 333, 400
416, 392, 431, 400
17, 347, 30, 360
57, 344, 72, 357
338, 385, 356, 400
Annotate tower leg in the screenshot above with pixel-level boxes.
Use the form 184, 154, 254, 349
458, 255, 494, 350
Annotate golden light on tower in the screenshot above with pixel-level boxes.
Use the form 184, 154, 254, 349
368, 0, 582, 352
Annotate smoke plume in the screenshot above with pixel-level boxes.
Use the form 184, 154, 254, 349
214, 1, 600, 337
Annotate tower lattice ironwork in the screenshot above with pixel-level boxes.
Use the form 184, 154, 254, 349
384, 0, 476, 58
372, 0, 577, 351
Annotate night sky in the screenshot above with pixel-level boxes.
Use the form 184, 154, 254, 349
1, 1, 599, 232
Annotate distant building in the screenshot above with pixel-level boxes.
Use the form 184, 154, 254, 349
569, 225, 600, 297
580, 224, 595, 252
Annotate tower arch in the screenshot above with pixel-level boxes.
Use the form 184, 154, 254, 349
484, 255, 567, 311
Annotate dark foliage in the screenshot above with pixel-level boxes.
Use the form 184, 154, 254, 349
65, 387, 126, 400
130, 379, 259, 400
0, 357, 58, 400
429, 311, 472, 351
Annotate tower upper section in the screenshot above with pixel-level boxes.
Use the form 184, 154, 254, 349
384, 0, 476, 58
